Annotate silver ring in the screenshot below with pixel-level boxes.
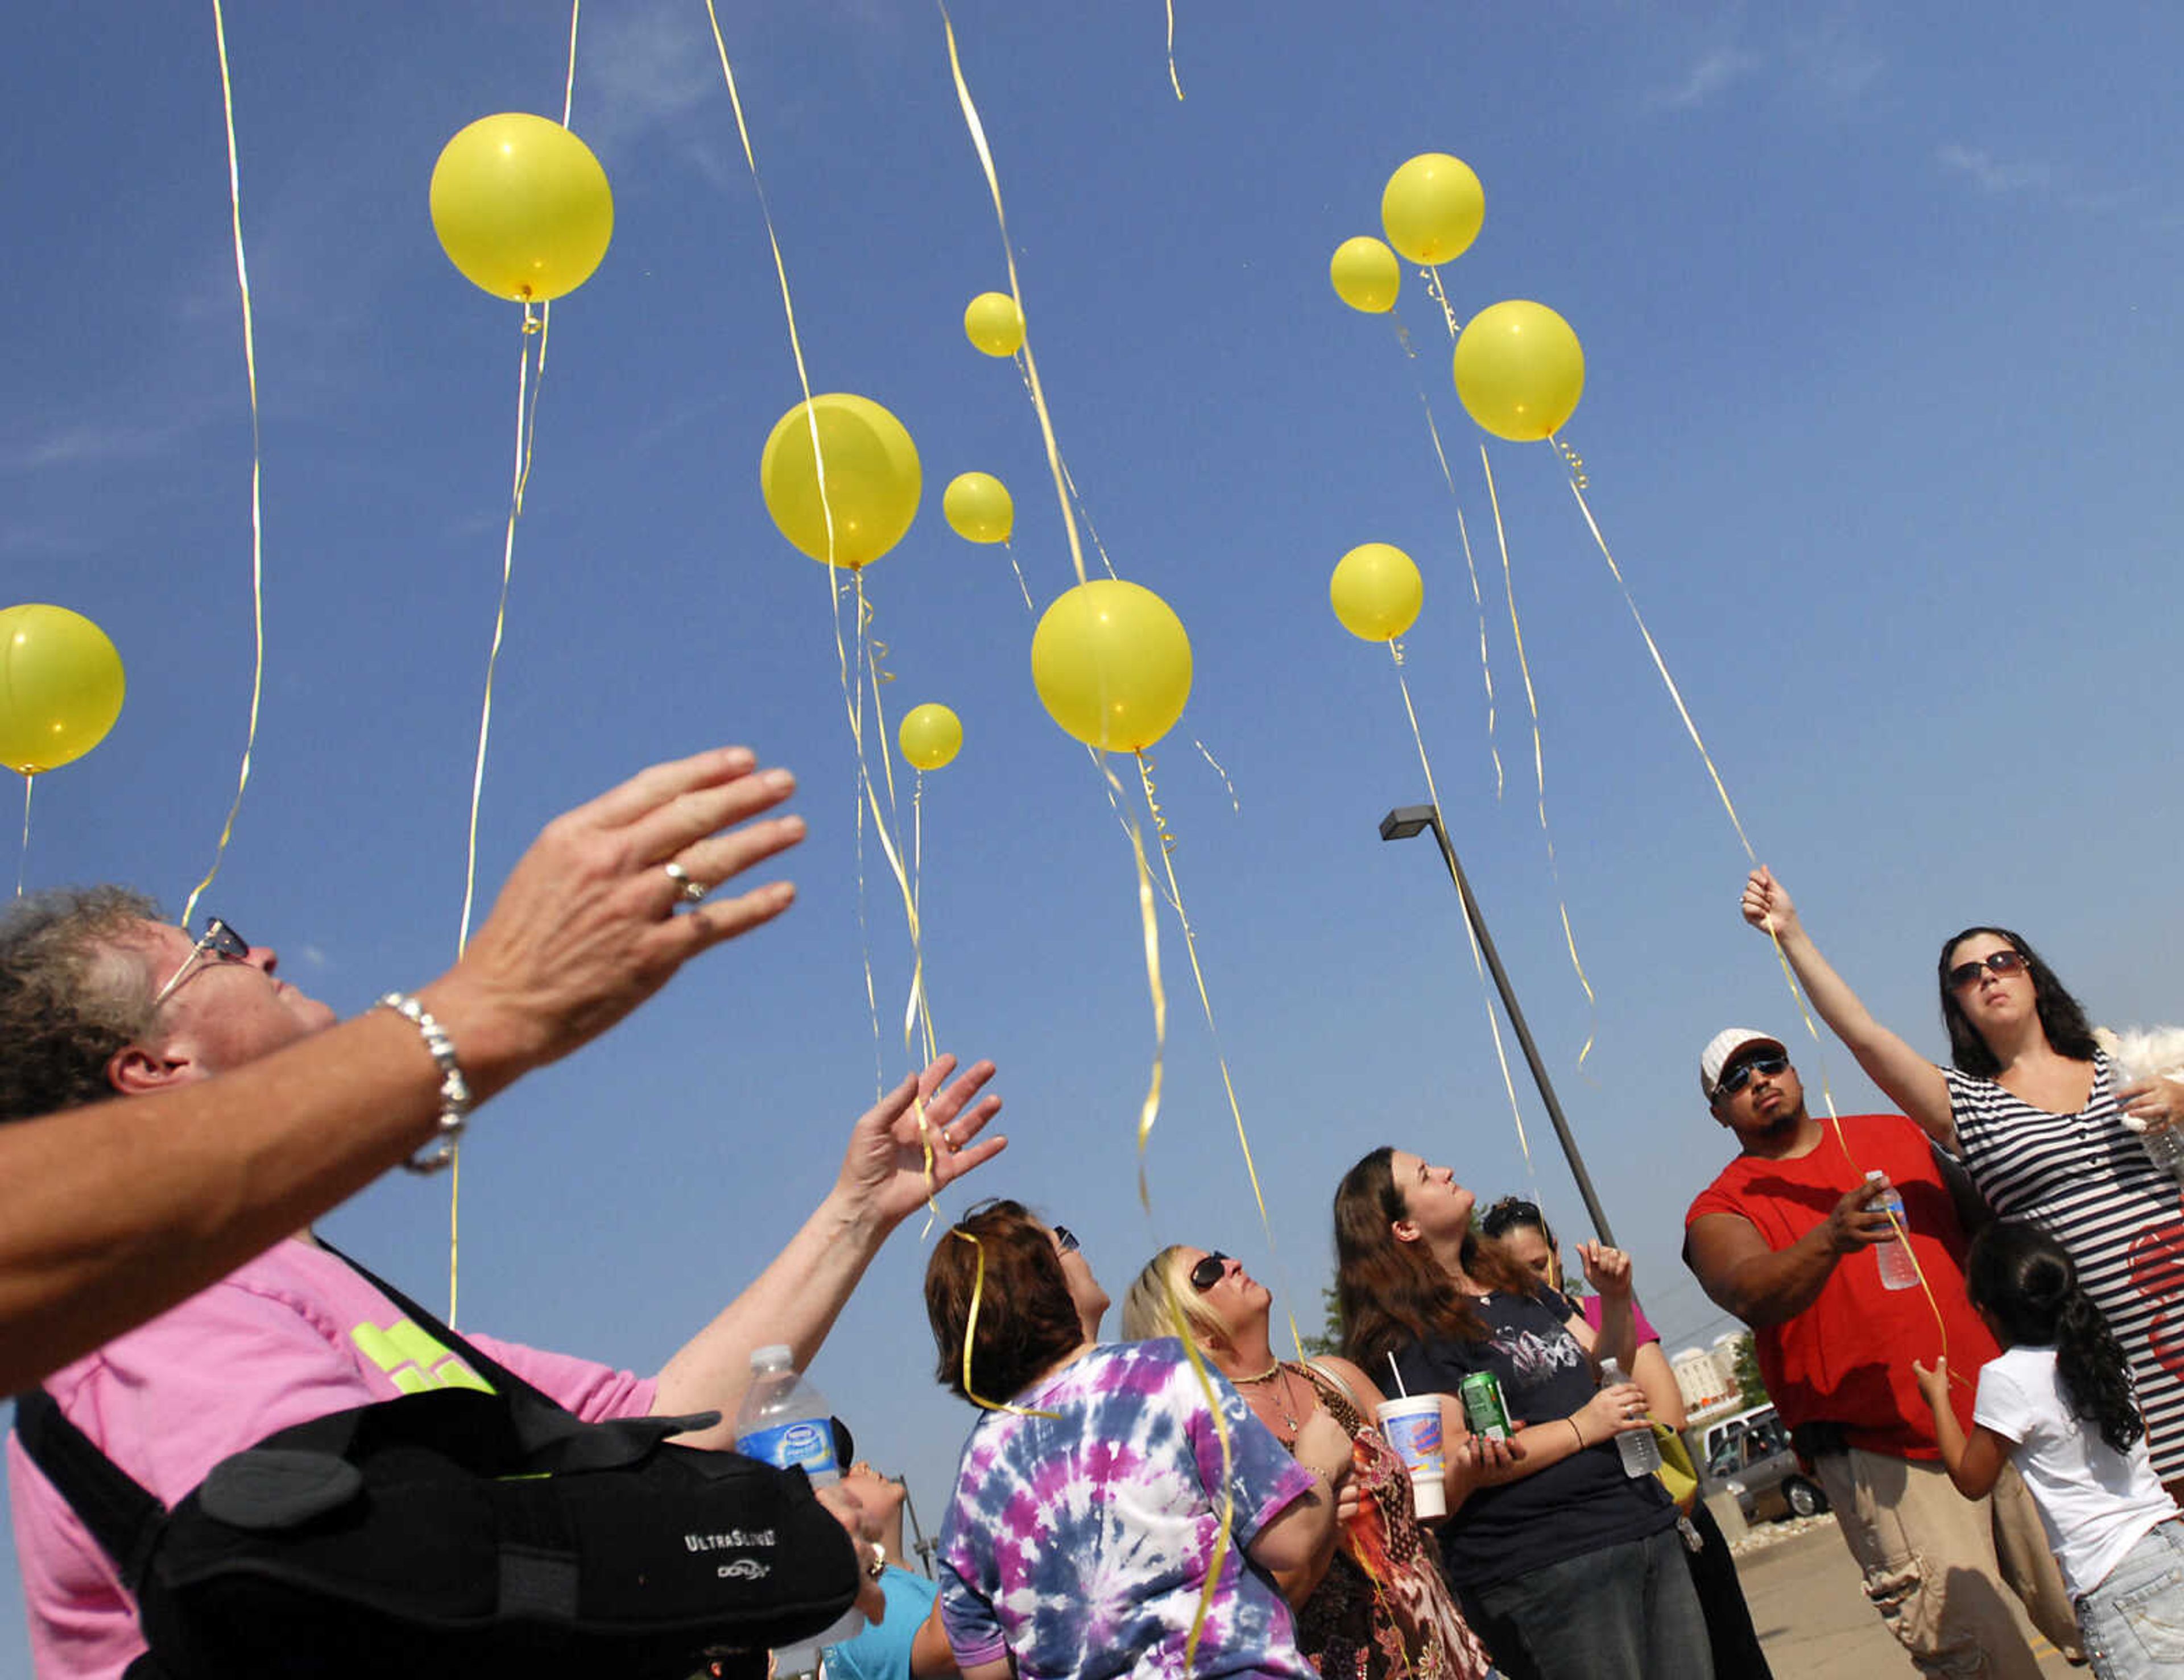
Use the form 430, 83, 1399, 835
662, 861, 708, 906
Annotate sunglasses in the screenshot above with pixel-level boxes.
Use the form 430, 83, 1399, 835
1715, 1054, 1790, 1098
1188, 1252, 1231, 1292
1948, 949, 2029, 991
1051, 1225, 1081, 1256
152, 917, 250, 1007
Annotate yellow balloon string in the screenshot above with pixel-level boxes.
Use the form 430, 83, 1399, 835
999, 539, 1035, 613
179, 0, 266, 934
16, 776, 32, 899
1557, 456, 1955, 1364
1389, 309, 1501, 801
1193, 739, 1240, 814
1134, 752, 1307, 1361
559, 0, 581, 127
1056, 452, 1122, 581
1389, 651, 1544, 1200
939, 3, 1089, 589
1421, 266, 1463, 340
1159, 1272, 1240, 1679
1475, 448, 1598, 1068
1164, 0, 1186, 101
945, 1228, 1062, 1419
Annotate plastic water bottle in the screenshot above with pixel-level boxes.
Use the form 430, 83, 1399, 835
2140, 1124, 2184, 1184
1865, 1171, 1921, 1291
1598, 1357, 1660, 1478
733, 1346, 858, 1677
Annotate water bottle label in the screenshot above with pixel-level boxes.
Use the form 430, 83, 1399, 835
738, 1418, 839, 1476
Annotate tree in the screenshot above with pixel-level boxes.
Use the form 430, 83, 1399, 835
1731, 1331, 1769, 1410
1297, 1282, 1343, 1359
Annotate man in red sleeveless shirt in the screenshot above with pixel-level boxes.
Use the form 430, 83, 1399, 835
1683, 1029, 2078, 1677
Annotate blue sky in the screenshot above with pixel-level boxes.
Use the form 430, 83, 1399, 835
6, 1, 2184, 1655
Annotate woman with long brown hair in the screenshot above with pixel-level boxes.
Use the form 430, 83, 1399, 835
1333, 1148, 1711, 1680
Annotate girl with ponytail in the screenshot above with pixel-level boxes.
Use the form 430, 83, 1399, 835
1913, 1222, 2184, 1678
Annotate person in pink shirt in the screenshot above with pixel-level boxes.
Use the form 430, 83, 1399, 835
2, 862, 1010, 1679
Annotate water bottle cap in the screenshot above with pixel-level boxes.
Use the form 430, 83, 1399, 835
750, 1343, 794, 1371
1599, 1356, 1623, 1378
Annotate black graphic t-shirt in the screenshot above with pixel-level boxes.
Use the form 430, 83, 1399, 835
1391, 1288, 1673, 1591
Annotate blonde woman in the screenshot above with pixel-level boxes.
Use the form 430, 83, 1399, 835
1123, 1245, 1491, 1680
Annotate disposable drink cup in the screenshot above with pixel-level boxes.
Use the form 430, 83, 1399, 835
1375, 1396, 1447, 1519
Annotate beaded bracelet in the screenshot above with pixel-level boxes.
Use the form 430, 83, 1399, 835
378, 991, 473, 1174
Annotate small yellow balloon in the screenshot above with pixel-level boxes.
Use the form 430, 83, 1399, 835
1453, 300, 1586, 442
899, 703, 963, 771
429, 113, 614, 303
759, 394, 922, 568
942, 473, 1014, 545
0, 604, 126, 775
1329, 237, 1402, 314
963, 291, 1025, 358
1030, 580, 1192, 753
1380, 153, 1484, 267
1330, 544, 1424, 642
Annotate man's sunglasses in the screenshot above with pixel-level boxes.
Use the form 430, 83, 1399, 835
1948, 949, 2029, 991
1189, 1252, 1231, 1291
152, 917, 250, 1007
1715, 1054, 1789, 1098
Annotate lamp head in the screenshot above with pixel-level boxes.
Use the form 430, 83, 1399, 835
1379, 805, 1438, 842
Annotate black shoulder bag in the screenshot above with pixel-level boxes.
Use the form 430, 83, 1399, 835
13, 1249, 860, 1680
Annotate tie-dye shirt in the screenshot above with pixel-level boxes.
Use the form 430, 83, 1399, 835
937, 1339, 1318, 1680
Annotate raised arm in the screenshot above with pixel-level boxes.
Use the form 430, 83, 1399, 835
1683, 1183, 1896, 1328
653, 1054, 1005, 1446
1570, 1242, 1637, 1378
1743, 867, 1956, 1148
0, 745, 805, 1393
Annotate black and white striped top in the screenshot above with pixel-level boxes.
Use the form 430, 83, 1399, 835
1945, 1053, 2184, 1482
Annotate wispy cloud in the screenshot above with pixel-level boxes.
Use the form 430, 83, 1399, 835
580, 3, 723, 151
1649, 45, 1762, 111
0, 423, 185, 473
1787, 23, 1885, 106
1936, 144, 2056, 197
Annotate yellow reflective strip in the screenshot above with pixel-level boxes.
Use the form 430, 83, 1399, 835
433, 1356, 495, 1394
350, 1322, 403, 1372
389, 1365, 433, 1396
384, 1319, 450, 1370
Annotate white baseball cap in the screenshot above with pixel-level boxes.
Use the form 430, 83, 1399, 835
1700, 1028, 1787, 1101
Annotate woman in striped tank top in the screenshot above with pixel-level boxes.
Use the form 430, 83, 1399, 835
1740, 866, 2184, 1498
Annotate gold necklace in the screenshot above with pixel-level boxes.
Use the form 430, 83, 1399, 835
1232, 1358, 1284, 1385
1241, 1365, 1302, 1436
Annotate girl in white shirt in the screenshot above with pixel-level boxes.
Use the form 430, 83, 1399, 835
1914, 1222, 2184, 1680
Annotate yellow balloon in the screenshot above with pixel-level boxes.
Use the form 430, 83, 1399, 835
1030, 580, 1192, 753
942, 473, 1014, 545
963, 291, 1025, 358
1330, 544, 1424, 642
429, 114, 614, 303
899, 703, 963, 771
1380, 153, 1484, 266
1329, 237, 1402, 314
759, 394, 922, 568
1452, 300, 1586, 442
0, 604, 126, 775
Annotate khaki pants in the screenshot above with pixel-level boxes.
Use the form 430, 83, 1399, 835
1812, 1449, 2080, 1678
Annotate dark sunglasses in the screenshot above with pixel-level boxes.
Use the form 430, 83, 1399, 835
1948, 949, 2029, 991
1188, 1252, 1231, 1291
152, 916, 250, 1006
1051, 1225, 1081, 1255
1715, 1054, 1790, 1098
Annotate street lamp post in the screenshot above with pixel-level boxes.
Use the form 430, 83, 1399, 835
1378, 803, 1618, 1247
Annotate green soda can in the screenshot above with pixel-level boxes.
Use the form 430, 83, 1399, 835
1459, 1370, 1510, 1441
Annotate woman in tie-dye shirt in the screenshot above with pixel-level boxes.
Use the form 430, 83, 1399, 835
924, 1201, 1339, 1680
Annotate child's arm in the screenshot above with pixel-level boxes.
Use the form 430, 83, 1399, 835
1912, 1355, 2015, 1499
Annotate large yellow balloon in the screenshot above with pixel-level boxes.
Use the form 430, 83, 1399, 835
963, 292, 1025, 358
1380, 153, 1484, 266
0, 604, 126, 775
759, 394, 922, 568
1453, 301, 1586, 441
1031, 580, 1192, 753
942, 473, 1014, 545
430, 114, 614, 303
899, 703, 963, 771
1330, 544, 1424, 642
1329, 237, 1402, 314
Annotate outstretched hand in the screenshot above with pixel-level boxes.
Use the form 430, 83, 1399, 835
1910, 1355, 1950, 1411
1740, 866, 1800, 940
1576, 1240, 1633, 1301
836, 1055, 1004, 1228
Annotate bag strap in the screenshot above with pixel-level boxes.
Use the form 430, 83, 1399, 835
1300, 1357, 1363, 1411
11, 1388, 165, 1589
315, 1240, 549, 1407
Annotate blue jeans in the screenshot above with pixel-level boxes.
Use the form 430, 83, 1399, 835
2081, 1520, 2184, 1680
1456, 1525, 1715, 1680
